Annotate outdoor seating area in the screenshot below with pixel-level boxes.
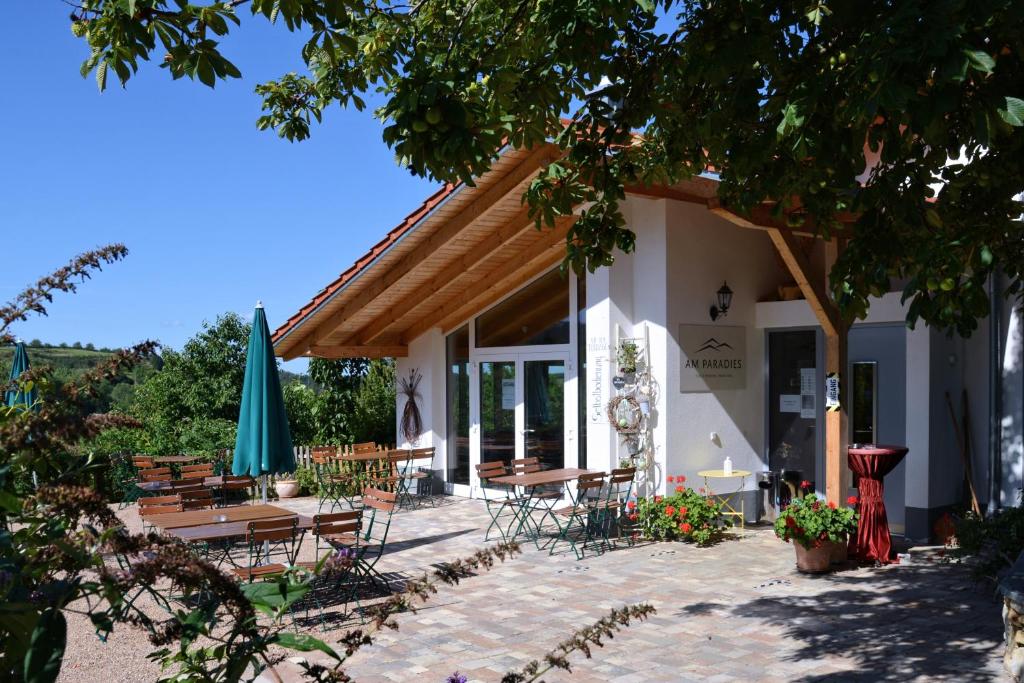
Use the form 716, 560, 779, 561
57, 494, 1004, 682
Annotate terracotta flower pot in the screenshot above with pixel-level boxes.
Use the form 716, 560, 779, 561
794, 542, 832, 573
275, 479, 300, 498
829, 538, 848, 564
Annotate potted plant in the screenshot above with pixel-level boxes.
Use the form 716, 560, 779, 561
774, 489, 859, 573
274, 474, 300, 499
617, 340, 639, 382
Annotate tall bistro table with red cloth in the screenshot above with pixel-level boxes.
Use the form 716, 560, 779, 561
847, 444, 909, 564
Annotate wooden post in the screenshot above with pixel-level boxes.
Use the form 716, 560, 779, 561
823, 240, 848, 505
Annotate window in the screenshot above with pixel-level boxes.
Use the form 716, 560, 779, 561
475, 269, 570, 347
445, 325, 470, 484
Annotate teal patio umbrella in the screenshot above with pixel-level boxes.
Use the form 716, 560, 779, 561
232, 302, 294, 503
5, 340, 37, 411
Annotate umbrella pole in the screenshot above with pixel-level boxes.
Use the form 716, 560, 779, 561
261, 475, 269, 563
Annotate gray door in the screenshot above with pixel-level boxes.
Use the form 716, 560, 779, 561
849, 325, 907, 534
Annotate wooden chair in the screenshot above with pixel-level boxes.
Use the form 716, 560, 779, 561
138, 494, 182, 531
139, 467, 172, 483
475, 461, 528, 542
296, 510, 363, 626
403, 447, 437, 507
311, 446, 347, 512
167, 478, 206, 493
217, 475, 256, 507
132, 455, 156, 470
180, 488, 215, 511
181, 462, 215, 479
350, 487, 396, 589
550, 472, 607, 559
231, 518, 300, 583
351, 441, 378, 454
597, 467, 637, 547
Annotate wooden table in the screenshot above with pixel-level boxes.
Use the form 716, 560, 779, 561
142, 503, 297, 530
490, 468, 594, 546
490, 467, 592, 488
167, 515, 314, 543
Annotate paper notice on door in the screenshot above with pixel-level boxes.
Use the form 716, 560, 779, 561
800, 367, 816, 396
779, 394, 801, 413
800, 393, 816, 419
501, 378, 515, 410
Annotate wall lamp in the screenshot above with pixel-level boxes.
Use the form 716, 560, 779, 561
709, 281, 733, 321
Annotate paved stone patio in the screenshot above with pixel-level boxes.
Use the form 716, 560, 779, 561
60, 495, 1007, 682
273, 496, 1005, 682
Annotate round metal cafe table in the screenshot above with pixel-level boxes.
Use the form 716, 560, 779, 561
697, 469, 752, 529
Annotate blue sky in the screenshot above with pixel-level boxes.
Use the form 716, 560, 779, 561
1, 3, 437, 371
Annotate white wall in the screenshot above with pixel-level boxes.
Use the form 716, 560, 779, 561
661, 201, 788, 494
396, 328, 445, 471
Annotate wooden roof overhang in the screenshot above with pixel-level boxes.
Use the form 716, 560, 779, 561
273, 145, 853, 361
273, 143, 574, 360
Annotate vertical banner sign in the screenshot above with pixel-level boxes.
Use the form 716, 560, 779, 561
825, 372, 841, 412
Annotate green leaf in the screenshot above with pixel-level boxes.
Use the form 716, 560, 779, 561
980, 245, 994, 266
24, 609, 66, 683
998, 97, 1024, 127
963, 49, 995, 74
96, 61, 108, 91
272, 632, 342, 661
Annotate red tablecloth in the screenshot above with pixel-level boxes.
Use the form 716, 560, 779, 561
847, 444, 909, 564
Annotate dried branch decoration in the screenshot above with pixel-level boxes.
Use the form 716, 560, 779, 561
399, 368, 423, 444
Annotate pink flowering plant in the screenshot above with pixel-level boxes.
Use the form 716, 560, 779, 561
774, 492, 859, 549
634, 475, 730, 546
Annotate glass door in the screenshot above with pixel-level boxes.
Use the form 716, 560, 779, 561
523, 359, 565, 471
479, 360, 517, 466
767, 330, 820, 503
472, 353, 572, 494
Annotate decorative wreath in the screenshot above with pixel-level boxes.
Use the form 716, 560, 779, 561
607, 395, 643, 434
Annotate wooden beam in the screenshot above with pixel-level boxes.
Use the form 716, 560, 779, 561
306, 344, 408, 359
707, 198, 848, 239
400, 223, 572, 342
352, 207, 564, 345
284, 144, 559, 356
764, 227, 841, 337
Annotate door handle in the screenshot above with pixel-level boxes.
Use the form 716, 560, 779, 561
521, 429, 536, 434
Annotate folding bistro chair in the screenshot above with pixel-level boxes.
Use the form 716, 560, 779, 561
311, 446, 347, 512
349, 487, 396, 590
217, 475, 256, 507
508, 457, 562, 537
404, 447, 437, 507
231, 517, 301, 583
475, 461, 530, 542
595, 467, 637, 547
296, 510, 363, 626
550, 472, 607, 559
384, 449, 415, 508
119, 455, 157, 507
180, 462, 215, 479
179, 488, 216, 511
138, 494, 182, 532
139, 467, 172, 483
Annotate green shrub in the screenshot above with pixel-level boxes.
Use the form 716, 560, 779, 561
953, 505, 1024, 583
635, 475, 730, 546
294, 464, 318, 496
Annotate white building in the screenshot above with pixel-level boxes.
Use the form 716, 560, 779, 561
274, 144, 1022, 542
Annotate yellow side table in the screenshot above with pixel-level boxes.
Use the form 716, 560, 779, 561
696, 469, 752, 529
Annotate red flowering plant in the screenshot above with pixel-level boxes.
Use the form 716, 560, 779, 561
773, 492, 859, 549
634, 475, 730, 546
